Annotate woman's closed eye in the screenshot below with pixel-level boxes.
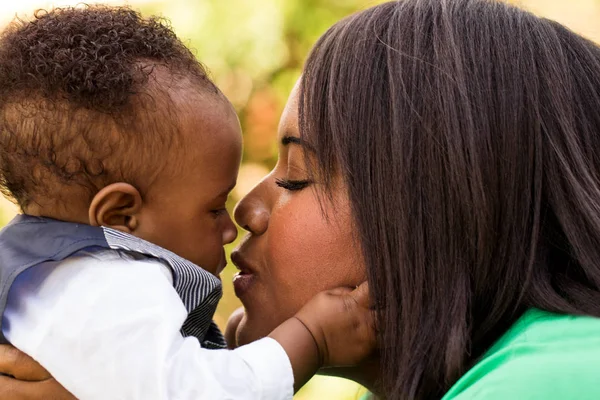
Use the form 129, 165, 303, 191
275, 178, 312, 191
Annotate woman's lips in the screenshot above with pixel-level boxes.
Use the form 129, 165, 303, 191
231, 251, 258, 298
232, 272, 256, 298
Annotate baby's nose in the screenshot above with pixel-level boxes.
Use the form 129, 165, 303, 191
223, 216, 238, 244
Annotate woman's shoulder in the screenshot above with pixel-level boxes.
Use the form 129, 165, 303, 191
443, 309, 600, 400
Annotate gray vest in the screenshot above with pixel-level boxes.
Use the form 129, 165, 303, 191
0, 214, 226, 349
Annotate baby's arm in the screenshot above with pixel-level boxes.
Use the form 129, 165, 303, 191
268, 283, 375, 391
3, 256, 375, 399
3, 256, 294, 400
226, 284, 376, 391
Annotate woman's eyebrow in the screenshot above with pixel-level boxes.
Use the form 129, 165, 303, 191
281, 135, 314, 152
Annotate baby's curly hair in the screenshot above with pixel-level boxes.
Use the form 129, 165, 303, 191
0, 5, 218, 210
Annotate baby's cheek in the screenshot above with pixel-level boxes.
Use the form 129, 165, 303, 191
183, 225, 223, 274
200, 237, 225, 271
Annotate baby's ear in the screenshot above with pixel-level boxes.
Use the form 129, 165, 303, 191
88, 183, 143, 233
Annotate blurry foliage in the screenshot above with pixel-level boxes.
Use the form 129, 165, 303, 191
143, 0, 389, 168
1, 0, 600, 398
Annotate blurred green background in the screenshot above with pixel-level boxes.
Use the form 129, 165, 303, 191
1, 0, 600, 398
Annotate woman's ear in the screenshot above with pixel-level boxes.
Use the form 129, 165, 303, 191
88, 183, 143, 233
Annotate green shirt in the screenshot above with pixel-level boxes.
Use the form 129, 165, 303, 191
362, 309, 600, 399
443, 309, 600, 399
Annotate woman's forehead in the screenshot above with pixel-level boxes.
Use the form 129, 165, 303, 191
277, 80, 301, 139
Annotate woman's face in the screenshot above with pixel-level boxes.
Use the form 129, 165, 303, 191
232, 82, 366, 345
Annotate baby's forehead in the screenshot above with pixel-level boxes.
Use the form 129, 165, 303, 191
148, 87, 241, 194
168, 86, 240, 148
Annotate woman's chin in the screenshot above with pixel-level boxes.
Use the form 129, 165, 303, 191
235, 313, 278, 346
225, 307, 245, 348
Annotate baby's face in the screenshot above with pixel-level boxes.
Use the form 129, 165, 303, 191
134, 90, 242, 275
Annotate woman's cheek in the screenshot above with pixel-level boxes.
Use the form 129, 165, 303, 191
235, 189, 366, 346
267, 193, 365, 306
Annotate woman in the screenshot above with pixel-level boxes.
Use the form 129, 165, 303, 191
4, 0, 600, 398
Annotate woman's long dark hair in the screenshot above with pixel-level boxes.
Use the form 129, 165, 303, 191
299, 0, 600, 398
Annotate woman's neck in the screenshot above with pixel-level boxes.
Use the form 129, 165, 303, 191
319, 355, 383, 397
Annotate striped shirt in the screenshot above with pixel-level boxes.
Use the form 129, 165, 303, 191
0, 215, 293, 400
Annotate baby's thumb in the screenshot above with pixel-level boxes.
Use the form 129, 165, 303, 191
328, 287, 354, 296
350, 281, 370, 307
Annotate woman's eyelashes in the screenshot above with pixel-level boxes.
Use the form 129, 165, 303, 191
275, 178, 311, 191
278, 152, 313, 191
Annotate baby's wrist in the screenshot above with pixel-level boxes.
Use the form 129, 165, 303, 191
291, 316, 324, 367
268, 316, 323, 392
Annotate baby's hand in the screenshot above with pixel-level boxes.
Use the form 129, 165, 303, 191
268, 282, 376, 392
294, 282, 376, 367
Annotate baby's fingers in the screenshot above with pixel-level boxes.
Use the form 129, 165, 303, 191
326, 287, 354, 296
350, 281, 371, 307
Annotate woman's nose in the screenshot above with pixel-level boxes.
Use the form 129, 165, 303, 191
234, 186, 270, 236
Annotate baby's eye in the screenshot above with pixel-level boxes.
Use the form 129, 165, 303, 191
211, 208, 227, 217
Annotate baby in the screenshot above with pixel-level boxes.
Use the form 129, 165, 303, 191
0, 6, 374, 400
